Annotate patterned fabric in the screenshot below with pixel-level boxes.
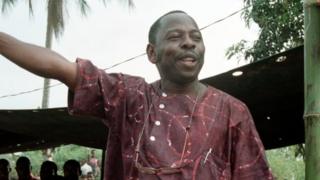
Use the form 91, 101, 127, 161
68, 59, 274, 180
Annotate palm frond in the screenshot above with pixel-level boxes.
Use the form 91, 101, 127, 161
47, 0, 65, 39
28, 0, 34, 16
127, 0, 135, 8
77, 0, 90, 17
1, 0, 17, 14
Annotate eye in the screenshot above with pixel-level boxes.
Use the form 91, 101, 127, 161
166, 33, 182, 41
168, 36, 180, 40
192, 33, 202, 41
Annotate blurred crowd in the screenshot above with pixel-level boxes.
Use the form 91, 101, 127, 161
0, 150, 100, 180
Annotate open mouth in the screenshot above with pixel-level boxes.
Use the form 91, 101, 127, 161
175, 52, 200, 69
182, 57, 196, 62
178, 57, 197, 67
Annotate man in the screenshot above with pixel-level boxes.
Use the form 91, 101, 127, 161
0, 11, 273, 179
80, 159, 93, 179
15, 156, 38, 180
40, 160, 64, 180
87, 150, 100, 177
0, 159, 11, 180
63, 159, 81, 180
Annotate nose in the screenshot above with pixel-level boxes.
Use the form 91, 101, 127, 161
181, 36, 196, 49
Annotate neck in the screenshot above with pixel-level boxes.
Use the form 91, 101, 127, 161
160, 79, 204, 97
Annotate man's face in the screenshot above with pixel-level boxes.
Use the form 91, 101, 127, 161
150, 13, 205, 85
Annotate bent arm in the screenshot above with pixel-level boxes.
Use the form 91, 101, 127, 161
0, 32, 77, 90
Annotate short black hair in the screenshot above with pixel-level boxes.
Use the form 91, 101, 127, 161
63, 159, 80, 176
40, 160, 58, 176
148, 10, 188, 44
0, 159, 10, 176
0, 159, 9, 168
16, 156, 31, 168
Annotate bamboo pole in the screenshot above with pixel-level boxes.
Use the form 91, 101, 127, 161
304, 0, 320, 179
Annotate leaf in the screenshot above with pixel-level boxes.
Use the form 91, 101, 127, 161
227, 0, 303, 62
1, 0, 17, 14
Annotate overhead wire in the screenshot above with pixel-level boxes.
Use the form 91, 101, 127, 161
199, 6, 250, 31
0, 83, 61, 99
0, 6, 250, 100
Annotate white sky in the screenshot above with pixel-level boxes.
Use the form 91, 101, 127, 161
0, 0, 258, 109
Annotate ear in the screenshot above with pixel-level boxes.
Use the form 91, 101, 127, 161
146, 43, 157, 64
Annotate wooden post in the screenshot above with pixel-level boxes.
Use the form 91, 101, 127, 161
304, 0, 320, 179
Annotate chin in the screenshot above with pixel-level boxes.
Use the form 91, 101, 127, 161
177, 75, 198, 84
183, 72, 200, 80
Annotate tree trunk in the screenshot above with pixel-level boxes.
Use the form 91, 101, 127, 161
41, 13, 53, 109
41, 3, 54, 161
304, 0, 320, 179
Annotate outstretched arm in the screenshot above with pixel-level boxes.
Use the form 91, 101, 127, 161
0, 32, 77, 90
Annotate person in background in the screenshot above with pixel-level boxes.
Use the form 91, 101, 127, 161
0, 159, 11, 180
15, 156, 38, 180
63, 160, 81, 180
80, 159, 92, 180
40, 160, 63, 180
87, 150, 99, 178
85, 172, 94, 180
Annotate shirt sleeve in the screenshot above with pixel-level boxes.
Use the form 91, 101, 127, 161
230, 101, 274, 180
68, 58, 127, 125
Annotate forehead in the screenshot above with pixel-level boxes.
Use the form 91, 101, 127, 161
157, 13, 200, 35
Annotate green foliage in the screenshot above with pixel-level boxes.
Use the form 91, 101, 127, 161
54, 145, 92, 171
267, 145, 305, 179
225, 40, 251, 62
226, 0, 304, 62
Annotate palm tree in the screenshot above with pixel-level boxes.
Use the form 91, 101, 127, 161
1, 0, 133, 108
2, 0, 89, 108
1, 0, 133, 159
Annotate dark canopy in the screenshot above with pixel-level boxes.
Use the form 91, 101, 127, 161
0, 46, 304, 153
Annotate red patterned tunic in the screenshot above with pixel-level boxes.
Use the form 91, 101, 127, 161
68, 59, 274, 180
